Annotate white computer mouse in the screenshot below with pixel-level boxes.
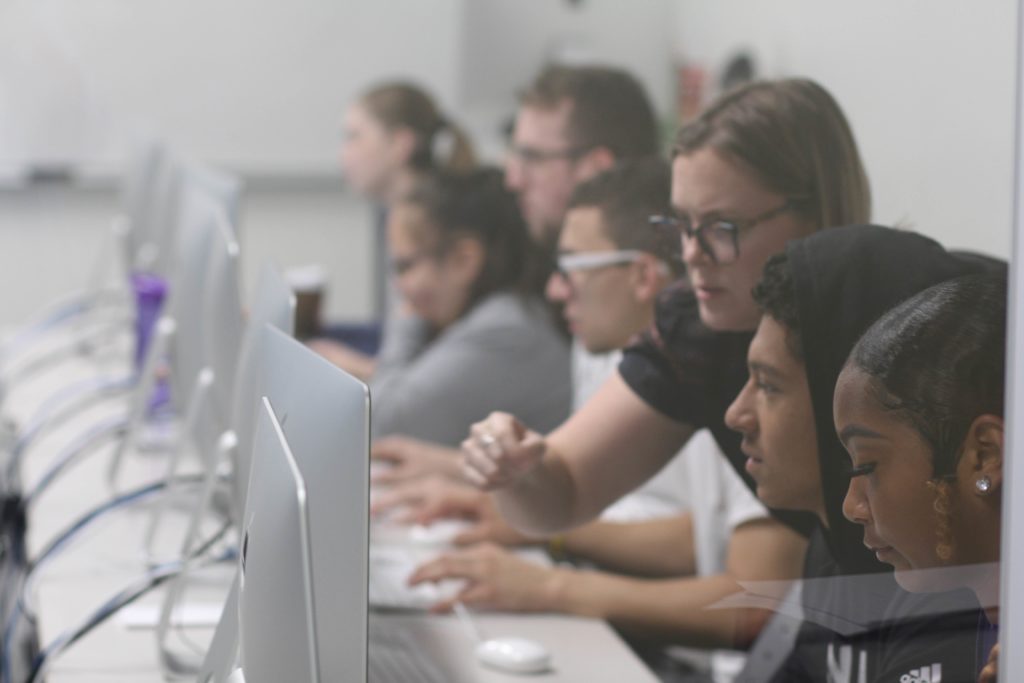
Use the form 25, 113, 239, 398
475, 636, 552, 675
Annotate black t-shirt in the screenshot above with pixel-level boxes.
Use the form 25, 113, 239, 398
618, 283, 815, 536
766, 529, 983, 683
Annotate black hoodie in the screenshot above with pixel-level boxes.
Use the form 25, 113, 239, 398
765, 225, 1000, 682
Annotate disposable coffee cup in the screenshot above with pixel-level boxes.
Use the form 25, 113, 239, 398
285, 264, 327, 340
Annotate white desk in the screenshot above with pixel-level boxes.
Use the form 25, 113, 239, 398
36, 573, 657, 682
6, 348, 658, 683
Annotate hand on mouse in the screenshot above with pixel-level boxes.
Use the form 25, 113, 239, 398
407, 543, 564, 614
461, 413, 546, 491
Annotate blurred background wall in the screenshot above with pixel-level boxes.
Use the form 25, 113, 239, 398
0, 0, 1015, 327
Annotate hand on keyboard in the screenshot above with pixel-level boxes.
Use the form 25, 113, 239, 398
407, 543, 560, 614
369, 545, 465, 611
371, 474, 484, 525
371, 436, 463, 485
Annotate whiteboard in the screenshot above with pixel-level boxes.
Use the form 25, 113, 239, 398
0, 0, 464, 178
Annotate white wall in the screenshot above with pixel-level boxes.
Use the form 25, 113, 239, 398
0, 0, 680, 329
0, 0, 465, 177
3, 2, 1014, 329
459, 0, 675, 158
0, 186, 375, 329
0, 0, 679, 179
671, 0, 1017, 258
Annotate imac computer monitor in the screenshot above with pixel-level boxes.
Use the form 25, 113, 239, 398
200, 215, 244, 429
199, 397, 319, 683
245, 325, 370, 681
165, 186, 223, 414
227, 261, 296, 524
237, 397, 318, 682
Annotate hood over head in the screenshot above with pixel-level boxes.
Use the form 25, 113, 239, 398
785, 224, 1002, 574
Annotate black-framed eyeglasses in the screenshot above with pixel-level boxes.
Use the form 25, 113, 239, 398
648, 201, 800, 264
507, 143, 589, 166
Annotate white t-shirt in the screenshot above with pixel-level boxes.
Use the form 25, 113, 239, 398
573, 342, 690, 520
573, 341, 769, 682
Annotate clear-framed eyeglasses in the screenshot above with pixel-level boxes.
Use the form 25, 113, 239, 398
555, 249, 646, 277
553, 249, 673, 282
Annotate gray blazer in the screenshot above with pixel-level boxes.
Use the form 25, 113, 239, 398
369, 292, 571, 447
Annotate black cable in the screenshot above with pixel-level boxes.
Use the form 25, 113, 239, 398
24, 521, 234, 683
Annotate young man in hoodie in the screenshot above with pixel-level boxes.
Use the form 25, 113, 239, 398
724, 225, 996, 681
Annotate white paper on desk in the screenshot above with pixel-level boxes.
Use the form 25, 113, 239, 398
118, 602, 224, 629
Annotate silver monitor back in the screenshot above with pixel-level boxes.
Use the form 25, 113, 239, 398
201, 217, 244, 429
227, 263, 296, 524
250, 325, 369, 682
130, 148, 184, 274
235, 397, 319, 683
196, 573, 241, 683
165, 190, 226, 414
188, 162, 243, 235
118, 139, 167, 255
157, 161, 242, 276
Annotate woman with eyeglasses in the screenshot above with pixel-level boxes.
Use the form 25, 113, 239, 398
459, 79, 870, 650
368, 167, 571, 447
463, 78, 868, 534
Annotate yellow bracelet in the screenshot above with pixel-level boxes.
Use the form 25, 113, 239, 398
547, 534, 567, 562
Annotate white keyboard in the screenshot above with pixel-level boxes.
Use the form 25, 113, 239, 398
368, 619, 451, 683
369, 545, 465, 611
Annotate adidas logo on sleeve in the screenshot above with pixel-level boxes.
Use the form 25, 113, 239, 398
899, 664, 942, 683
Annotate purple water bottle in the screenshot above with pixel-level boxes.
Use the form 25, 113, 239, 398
131, 271, 171, 411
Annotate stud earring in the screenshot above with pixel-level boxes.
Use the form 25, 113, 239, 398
975, 476, 992, 494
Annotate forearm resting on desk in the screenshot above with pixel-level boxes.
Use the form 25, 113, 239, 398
563, 514, 695, 578
554, 519, 806, 648
549, 570, 757, 648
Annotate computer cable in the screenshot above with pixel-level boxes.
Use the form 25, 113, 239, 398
0, 475, 203, 683
20, 414, 129, 510
0, 298, 91, 363
0, 315, 132, 392
23, 522, 234, 683
0, 277, 131, 364
28, 475, 205, 594
9, 372, 135, 463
